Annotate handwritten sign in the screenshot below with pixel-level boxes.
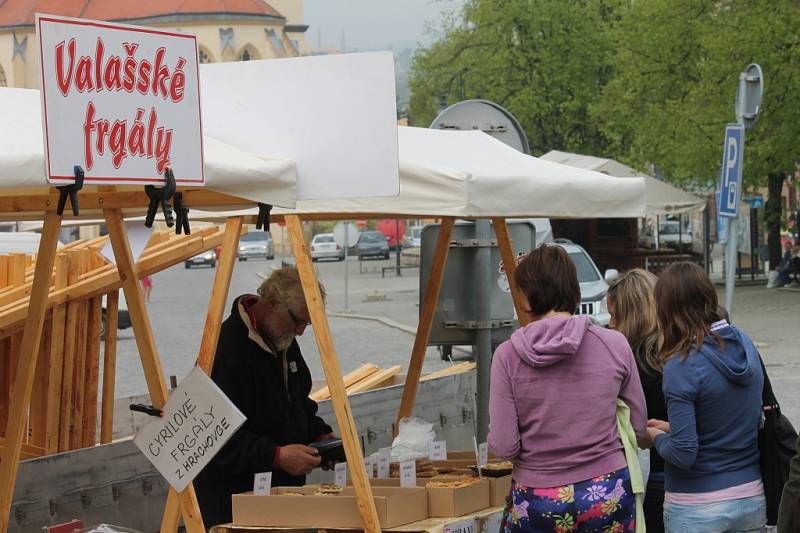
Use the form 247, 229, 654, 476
429, 440, 447, 461
36, 14, 204, 185
254, 472, 272, 496
479, 442, 489, 468
335, 462, 348, 487
365, 455, 375, 479
444, 518, 477, 533
133, 367, 245, 492
399, 460, 416, 488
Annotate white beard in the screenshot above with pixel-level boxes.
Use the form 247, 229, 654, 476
274, 333, 295, 352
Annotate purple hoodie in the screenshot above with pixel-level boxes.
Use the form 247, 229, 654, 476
488, 314, 647, 488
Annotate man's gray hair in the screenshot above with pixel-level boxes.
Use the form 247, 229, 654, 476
257, 267, 325, 309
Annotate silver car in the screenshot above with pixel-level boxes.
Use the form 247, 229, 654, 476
553, 241, 617, 327
310, 233, 345, 261
238, 231, 274, 261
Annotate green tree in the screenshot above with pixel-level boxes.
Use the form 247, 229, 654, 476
592, 0, 800, 262
409, 0, 621, 155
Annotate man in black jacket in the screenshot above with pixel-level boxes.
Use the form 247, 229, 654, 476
195, 267, 334, 527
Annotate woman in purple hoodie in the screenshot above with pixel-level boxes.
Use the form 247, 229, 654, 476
489, 245, 647, 533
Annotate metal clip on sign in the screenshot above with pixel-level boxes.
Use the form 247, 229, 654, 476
256, 203, 272, 232
174, 192, 191, 235
56, 166, 85, 216
129, 403, 163, 417
144, 168, 176, 228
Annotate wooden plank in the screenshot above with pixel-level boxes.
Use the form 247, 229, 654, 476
0, 436, 46, 459
0, 256, 9, 287
82, 294, 102, 447
0, 211, 62, 533
69, 250, 91, 449
59, 252, 81, 452
29, 313, 52, 447
309, 364, 379, 401
346, 366, 401, 394
396, 217, 454, 426
7, 254, 26, 442
286, 214, 381, 533
99, 290, 119, 444
45, 254, 68, 453
420, 362, 477, 382
103, 209, 206, 533
162, 217, 243, 533
492, 218, 528, 327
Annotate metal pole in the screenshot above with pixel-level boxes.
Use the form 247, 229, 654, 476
475, 220, 493, 442
280, 225, 286, 266
725, 216, 738, 317
655, 215, 661, 250
395, 219, 401, 276
344, 222, 350, 312
704, 206, 711, 274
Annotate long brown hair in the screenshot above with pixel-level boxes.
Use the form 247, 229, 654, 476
606, 269, 662, 374
654, 262, 724, 364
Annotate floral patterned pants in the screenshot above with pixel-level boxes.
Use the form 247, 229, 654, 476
500, 467, 636, 533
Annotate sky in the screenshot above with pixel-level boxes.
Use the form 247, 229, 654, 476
304, 0, 465, 52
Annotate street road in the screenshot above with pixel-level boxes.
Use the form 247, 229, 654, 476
109, 253, 800, 428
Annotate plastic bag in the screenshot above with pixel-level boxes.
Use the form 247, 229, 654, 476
390, 417, 435, 463
84, 525, 144, 533
767, 270, 780, 289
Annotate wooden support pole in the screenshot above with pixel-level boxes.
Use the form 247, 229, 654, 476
396, 217, 455, 425
59, 252, 81, 452
103, 209, 206, 533
0, 211, 62, 532
46, 254, 68, 453
99, 290, 119, 444
286, 214, 382, 533
82, 291, 102, 447
492, 218, 529, 327
70, 250, 91, 449
161, 216, 243, 533
29, 312, 52, 447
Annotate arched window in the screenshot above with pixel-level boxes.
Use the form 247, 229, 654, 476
198, 47, 215, 64
0, 64, 7, 87
238, 45, 260, 62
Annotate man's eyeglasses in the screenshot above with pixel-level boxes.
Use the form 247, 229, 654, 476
286, 306, 312, 328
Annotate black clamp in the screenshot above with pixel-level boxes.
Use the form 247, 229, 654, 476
56, 166, 85, 216
129, 403, 163, 417
144, 168, 176, 228
174, 192, 190, 235
256, 203, 272, 232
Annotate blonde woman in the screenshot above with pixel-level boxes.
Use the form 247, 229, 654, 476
607, 269, 665, 532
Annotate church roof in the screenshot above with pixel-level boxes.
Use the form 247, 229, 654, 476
0, 0, 284, 28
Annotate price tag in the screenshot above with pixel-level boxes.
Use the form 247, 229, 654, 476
478, 442, 489, 467
399, 460, 417, 487
335, 461, 348, 487
444, 518, 477, 533
253, 472, 272, 496
377, 448, 391, 478
364, 456, 374, 479
429, 440, 447, 460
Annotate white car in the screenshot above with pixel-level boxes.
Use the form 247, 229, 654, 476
310, 233, 345, 261
553, 240, 617, 327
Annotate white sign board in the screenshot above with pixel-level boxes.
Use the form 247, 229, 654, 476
335, 462, 348, 487
399, 460, 417, 488
253, 472, 272, 496
200, 52, 399, 200
377, 448, 391, 479
133, 367, 245, 492
36, 15, 204, 185
429, 440, 447, 461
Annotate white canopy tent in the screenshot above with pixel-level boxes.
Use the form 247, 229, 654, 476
541, 150, 706, 215
0, 87, 298, 221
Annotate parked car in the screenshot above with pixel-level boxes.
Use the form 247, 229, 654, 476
407, 225, 424, 248
352, 231, 390, 259
553, 240, 617, 327
310, 233, 345, 261
658, 221, 693, 249
238, 230, 275, 261
185, 250, 216, 269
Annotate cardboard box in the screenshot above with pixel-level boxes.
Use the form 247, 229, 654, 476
232, 485, 428, 528
488, 475, 512, 507
356, 478, 491, 517
447, 450, 501, 461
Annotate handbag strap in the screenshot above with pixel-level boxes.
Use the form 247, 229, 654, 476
758, 351, 780, 413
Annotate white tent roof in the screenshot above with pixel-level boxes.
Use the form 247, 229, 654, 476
541, 150, 706, 215
0, 88, 297, 217
267, 127, 646, 219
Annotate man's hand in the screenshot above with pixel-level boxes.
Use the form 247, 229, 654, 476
317, 433, 337, 442
647, 419, 670, 432
276, 444, 321, 476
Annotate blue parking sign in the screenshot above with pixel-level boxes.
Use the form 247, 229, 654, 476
719, 123, 744, 218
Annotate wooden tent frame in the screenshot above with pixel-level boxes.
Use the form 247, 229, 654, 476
0, 186, 530, 533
